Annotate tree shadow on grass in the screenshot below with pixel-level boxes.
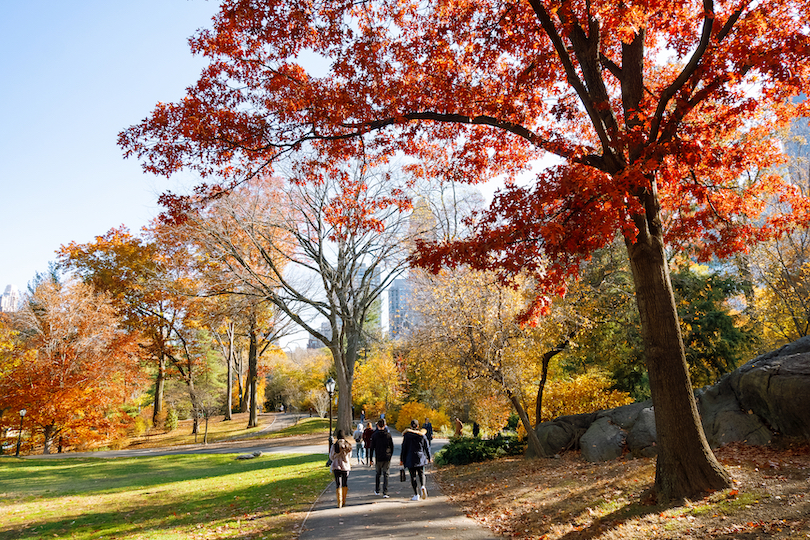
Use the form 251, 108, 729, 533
0, 453, 331, 540
0, 453, 323, 500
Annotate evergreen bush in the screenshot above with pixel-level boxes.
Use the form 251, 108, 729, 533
434, 434, 525, 466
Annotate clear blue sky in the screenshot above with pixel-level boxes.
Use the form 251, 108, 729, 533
0, 0, 221, 291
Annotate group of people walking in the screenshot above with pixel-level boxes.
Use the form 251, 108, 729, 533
328, 417, 434, 508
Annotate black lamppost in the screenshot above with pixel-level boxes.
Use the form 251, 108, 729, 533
15, 409, 26, 458
325, 377, 336, 455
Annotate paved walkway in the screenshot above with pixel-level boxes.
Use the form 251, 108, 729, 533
298, 430, 496, 540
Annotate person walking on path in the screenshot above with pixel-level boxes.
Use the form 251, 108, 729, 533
369, 418, 394, 498
454, 417, 463, 437
424, 418, 433, 444
400, 419, 431, 501
362, 422, 374, 465
352, 423, 364, 463
329, 429, 353, 508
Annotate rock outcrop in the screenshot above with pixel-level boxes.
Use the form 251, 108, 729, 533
528, 336, 810, 461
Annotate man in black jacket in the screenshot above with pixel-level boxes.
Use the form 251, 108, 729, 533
370, 418, 394, 498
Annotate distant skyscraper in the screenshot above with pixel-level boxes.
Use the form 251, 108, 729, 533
0, 285, 20, 313
388, 278, 414, 340
308, 321, 333, 349
356, 264, 382, 334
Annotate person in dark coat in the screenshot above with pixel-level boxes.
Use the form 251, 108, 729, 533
370, 418, 394, 497
400, 419, 431, 501
362, 422, 374, 465
424, 418, 433, 443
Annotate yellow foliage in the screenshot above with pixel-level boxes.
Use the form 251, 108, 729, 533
470, 394, 512, 435
395, 401, 450, 433
540, 370, 634, 422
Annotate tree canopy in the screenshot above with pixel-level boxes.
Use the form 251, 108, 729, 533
120, 0, 810, 502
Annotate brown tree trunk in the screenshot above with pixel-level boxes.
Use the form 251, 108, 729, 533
506, 390, 545, 458
535, 338, 570, 425
247, 315, 259, 428
626, 187, 731, 502
152, 353, 166, 426
331, 342, 355, 436
224, 323, 234, 421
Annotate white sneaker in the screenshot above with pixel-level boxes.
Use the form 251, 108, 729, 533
374, 491, 380, 496
383, 494, 390, 498
421, 486, 428, 499
410, 495, 420, 501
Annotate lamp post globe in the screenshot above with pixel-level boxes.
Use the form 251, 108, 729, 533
15, 409, 27, 458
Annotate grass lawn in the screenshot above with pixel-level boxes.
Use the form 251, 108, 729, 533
124, 414, 329, 450
0, 452, 332, 540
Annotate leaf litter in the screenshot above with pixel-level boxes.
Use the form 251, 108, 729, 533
434, 441, 810, 539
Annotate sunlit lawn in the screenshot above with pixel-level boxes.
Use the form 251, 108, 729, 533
127, 414, 328, 449
0, 452, 332, 540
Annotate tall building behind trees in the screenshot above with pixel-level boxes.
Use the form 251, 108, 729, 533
0, 285, 20, 312
389, 278, 415, 340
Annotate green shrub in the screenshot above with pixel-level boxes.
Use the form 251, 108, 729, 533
434, 434, 525, 466
165, 408, 179, 432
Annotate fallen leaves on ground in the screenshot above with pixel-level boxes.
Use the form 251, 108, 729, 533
434, 441, 810, 539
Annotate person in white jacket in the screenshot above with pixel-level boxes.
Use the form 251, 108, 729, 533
329, 429, 353, 508
352, 423, 364, 463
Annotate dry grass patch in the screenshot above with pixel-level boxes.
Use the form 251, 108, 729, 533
435, 442, 810, 539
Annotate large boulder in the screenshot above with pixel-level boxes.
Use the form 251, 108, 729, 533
696, 375, 772, 447
528, 412, 596, 457
729, 337, 810, 439
580, 417, 624, 462
530, 336, 810, 462
625, 406, 658, 457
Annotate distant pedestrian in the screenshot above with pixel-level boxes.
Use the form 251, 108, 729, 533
454, 417, 463, 437
362, 422, 374, 465
473, 421, 480, 438
400, 419, 431, 501
352, 422, 364, 463
329, 429, 352, 508
424, 418, 433, 443
370, 418, 394, 497
360, 409, 366, 425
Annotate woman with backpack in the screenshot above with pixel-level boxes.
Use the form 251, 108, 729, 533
329, 429, 353, 508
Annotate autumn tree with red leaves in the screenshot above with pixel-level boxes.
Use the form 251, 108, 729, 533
0, 278, 145, 453
121, 0, 810, 502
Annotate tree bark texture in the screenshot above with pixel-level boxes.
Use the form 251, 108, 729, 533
626, 192, 731, 502
152, 354, 166, 426
247, 317, 259, 429
224, 323, 234, 420
331, 343, 356, 436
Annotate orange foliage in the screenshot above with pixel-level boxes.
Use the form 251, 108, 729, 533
395, 402, 450, 433
0, 280, 147, 452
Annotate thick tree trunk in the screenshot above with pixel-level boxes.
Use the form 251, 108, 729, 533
626, 191, 731, 502
247, 317, 259, 428
43, 424, 55, 455
224, 323, 234, 421
331, 343, 355, 436
152, 354, 166, 426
